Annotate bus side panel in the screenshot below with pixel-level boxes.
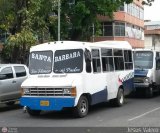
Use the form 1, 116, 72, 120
90, 88, 108, 105
83, 73, 108, 105
122, 71, 134, 95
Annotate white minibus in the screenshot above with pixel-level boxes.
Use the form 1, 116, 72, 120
133, 49, 160, 97
20, 41, 134, 117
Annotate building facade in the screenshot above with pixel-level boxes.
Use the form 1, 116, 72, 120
144, 21, 160, 50
94, 0, 144, 48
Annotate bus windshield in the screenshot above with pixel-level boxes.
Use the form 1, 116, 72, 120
134, 51, 153, 69
53, 49, 83, 73
29, 51, 53, 74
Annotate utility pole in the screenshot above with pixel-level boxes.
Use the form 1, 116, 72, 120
58, 0, 61, 41
152, 34, 155, 50
92, 23, 95, 42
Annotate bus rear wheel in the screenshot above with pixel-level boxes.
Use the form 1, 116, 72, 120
111, 88, 124, 107
26, 107, 41, 116
73, 96, 89, 118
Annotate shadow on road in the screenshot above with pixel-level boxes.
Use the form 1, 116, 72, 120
126, 91, 160, 99
0, 104, 22, 112
36, 102, 117, 119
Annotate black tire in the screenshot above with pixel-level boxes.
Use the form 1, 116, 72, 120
111, 88, 124, 107
73, 96, 89, 118
145, 87, 153, 98
27, 107, 41, 116
6, 101, 15, 106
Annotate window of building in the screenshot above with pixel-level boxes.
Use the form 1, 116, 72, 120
140, 8, 144, 20
102, 22, 113, 36
118, 5, 125, 11
126, 3, 144, 20
14, 66, 26, 77
126, 23, 143, 40
92, 49, 101, 73
101, 48, 114, 72
114, 22, 125, 36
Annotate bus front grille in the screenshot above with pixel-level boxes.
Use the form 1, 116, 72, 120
24, 88, 70, 96
134, 77, 144, 83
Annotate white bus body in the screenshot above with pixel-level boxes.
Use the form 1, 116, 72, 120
20, 41, 134, 117
134, 49, 160, 97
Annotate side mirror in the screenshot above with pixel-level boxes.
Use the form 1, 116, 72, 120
0, 74, 6, 80
84, 49, 92, 73
84, 48, 91, 62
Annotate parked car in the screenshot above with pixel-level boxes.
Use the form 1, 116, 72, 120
0, 64, 28, 105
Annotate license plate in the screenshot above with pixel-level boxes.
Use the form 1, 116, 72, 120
40, 100, 49, 106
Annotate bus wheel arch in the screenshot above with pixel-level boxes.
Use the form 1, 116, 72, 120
110, 86, 124, 107
73, 94, 90, 118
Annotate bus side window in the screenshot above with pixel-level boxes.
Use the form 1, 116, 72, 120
101, 48, 114, 72
113, 49, 124, 70
91, 49, 101, 73
124, 50, 133, 70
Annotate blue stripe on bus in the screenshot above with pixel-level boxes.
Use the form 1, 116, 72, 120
20, 97, 75, 111
123, 77, 134, 95
91, 88, 108, 105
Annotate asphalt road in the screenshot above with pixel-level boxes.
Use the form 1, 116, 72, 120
0, 95, 160, 128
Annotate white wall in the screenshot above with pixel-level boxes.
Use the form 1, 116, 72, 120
145, 35, 160, 50
144, 35, 152, 48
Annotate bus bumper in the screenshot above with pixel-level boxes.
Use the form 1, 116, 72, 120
134, 83, 150, 88
20, 97, 75, 111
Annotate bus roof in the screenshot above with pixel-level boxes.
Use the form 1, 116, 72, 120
30, 41, 88, 52
30, 41, 132, 52
133, 48, 160, 52
91, 41, 132, 49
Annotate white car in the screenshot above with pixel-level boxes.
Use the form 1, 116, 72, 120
0, 64, 28, 105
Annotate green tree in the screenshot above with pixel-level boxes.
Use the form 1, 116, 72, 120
59, 0, 133, 41
4, 29, 37, 63
1, 0, 152, 63
0, 0, 46, 63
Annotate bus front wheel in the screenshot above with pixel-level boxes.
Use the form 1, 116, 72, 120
73, 96, 89, 118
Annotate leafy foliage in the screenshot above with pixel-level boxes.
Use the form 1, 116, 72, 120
2, 29, 37, 63
0, 0, 141, 63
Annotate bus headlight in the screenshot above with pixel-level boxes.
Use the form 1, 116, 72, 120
144, 77, 149, 83
63, 88, 71, 94
23, 88, 30, 94
63, 87, 77, 96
